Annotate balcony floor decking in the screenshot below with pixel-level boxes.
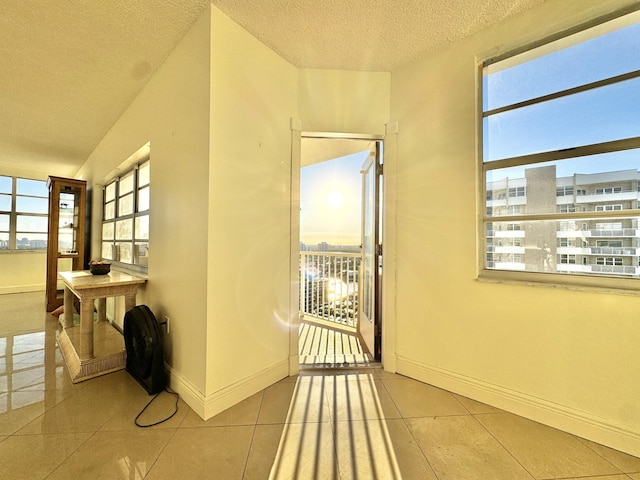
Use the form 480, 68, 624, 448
299, 318, 376, 368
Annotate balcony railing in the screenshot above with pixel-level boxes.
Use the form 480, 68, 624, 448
589, 247, 639, 255
588, 228, 639, 237
590, 265, 639, 276
299, 251, 361, 329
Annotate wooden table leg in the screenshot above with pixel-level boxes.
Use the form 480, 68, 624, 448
63, 286, 74, 328
78, 299, 95, 360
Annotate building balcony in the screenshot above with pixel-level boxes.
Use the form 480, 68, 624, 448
491, 230, 526, 238
494, 246, 525, 254
586, 228, 640, 238
590, 264, 640, 276
556, 263, 639, 276
486, 196, 527, 208
588, 247, 640, 256
575, 191, 639, 204
299, 251, 361, 330
298, 251, 374, 366
556, 264, 591, 274
556, 247, 590, 255
494, 261, 525, 271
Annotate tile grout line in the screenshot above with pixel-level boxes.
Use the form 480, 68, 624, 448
377, 374, 441, 480
240, 389, 265, 479
469, 412, 538, 480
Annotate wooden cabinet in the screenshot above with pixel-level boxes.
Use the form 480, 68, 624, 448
45, 176, 87, 312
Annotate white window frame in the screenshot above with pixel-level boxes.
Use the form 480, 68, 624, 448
595, 204, 623, 211
101, 156, 150, 273
556, 186, 574, 196
479, 8, 640, 291
559, 204, 576, 213
508, 186, 525, 197
0, 176, 48, 252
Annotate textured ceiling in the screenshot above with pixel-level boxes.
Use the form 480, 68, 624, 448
0, 0, 211, 177
0, 0, 545, 177
212, 0, 545, 72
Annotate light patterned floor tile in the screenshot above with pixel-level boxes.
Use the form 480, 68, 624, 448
476, 412, 623, 479
0, 432, 91, 480
258, 375, 331, 424
335, 418, 437, 480
47, 429, 174, 480
266, 421, 339, 480
145, 426, 254, 480
453, 392, 503, 414
578, 437, 640, 473
382, 376, 469, 418
324, 373, 401, 421
406, 415, 534, 480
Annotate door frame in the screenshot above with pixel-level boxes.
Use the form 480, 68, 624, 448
290, 129, 387, 372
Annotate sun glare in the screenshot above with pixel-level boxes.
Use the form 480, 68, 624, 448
326, 191, 344, 208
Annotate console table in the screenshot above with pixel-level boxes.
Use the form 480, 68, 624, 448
57, 270, 146, 383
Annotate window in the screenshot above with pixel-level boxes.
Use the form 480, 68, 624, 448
101, 156, 149, 270
595, 187, 623, 194
508, 187, 525, 197
559, 255, 576, 264
507, 205, 522, 214
556, 186, 574, 196
559, 204, 576, 213
0, 176, 48, 250
595, 204, 623, 211
596, 257, 623, 266
597, 240, 623, 247
481, 10, 640, 285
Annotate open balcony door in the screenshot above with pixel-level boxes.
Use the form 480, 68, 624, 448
359, 144, 382, 361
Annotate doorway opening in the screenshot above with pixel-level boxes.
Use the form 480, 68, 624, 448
298, 134, 383, 369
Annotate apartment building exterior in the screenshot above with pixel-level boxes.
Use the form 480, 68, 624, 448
487, 165, 640, 278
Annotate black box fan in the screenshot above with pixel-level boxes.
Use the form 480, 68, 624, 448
124, 305, 166, 395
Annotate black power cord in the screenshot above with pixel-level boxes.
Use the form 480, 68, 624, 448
135, 388, 180, 428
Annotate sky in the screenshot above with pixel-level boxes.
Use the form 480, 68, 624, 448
484, 18, 640, 178
300, 150, 369, 246
301, 18, 640, 246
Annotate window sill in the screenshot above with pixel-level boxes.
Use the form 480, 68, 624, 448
478, 269, 640, 296
108, 261, 148, 280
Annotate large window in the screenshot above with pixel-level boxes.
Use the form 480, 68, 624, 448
102, 158, 150, 270
0, 176, 48, 250
481, 10, 640, 286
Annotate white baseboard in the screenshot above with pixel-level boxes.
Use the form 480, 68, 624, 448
0, 284, 45, 295
165, 365, 207, 419
396, 356, 640, 458
166, 359, 290, 421
382, 352, 397, 373
289, 354, 300, 376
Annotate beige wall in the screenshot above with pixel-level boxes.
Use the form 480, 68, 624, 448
77, 7, 212, 396
390, 0, 640, 456
0, 252, 46, 294
203, 7, 298, 409
298, 69, 390, 135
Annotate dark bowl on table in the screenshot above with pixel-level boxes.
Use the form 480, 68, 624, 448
89, 263, 111, 275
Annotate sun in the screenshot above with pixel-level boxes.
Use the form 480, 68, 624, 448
326, 191, 344, 208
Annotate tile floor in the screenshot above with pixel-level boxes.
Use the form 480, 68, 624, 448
2, 291, 640, 479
